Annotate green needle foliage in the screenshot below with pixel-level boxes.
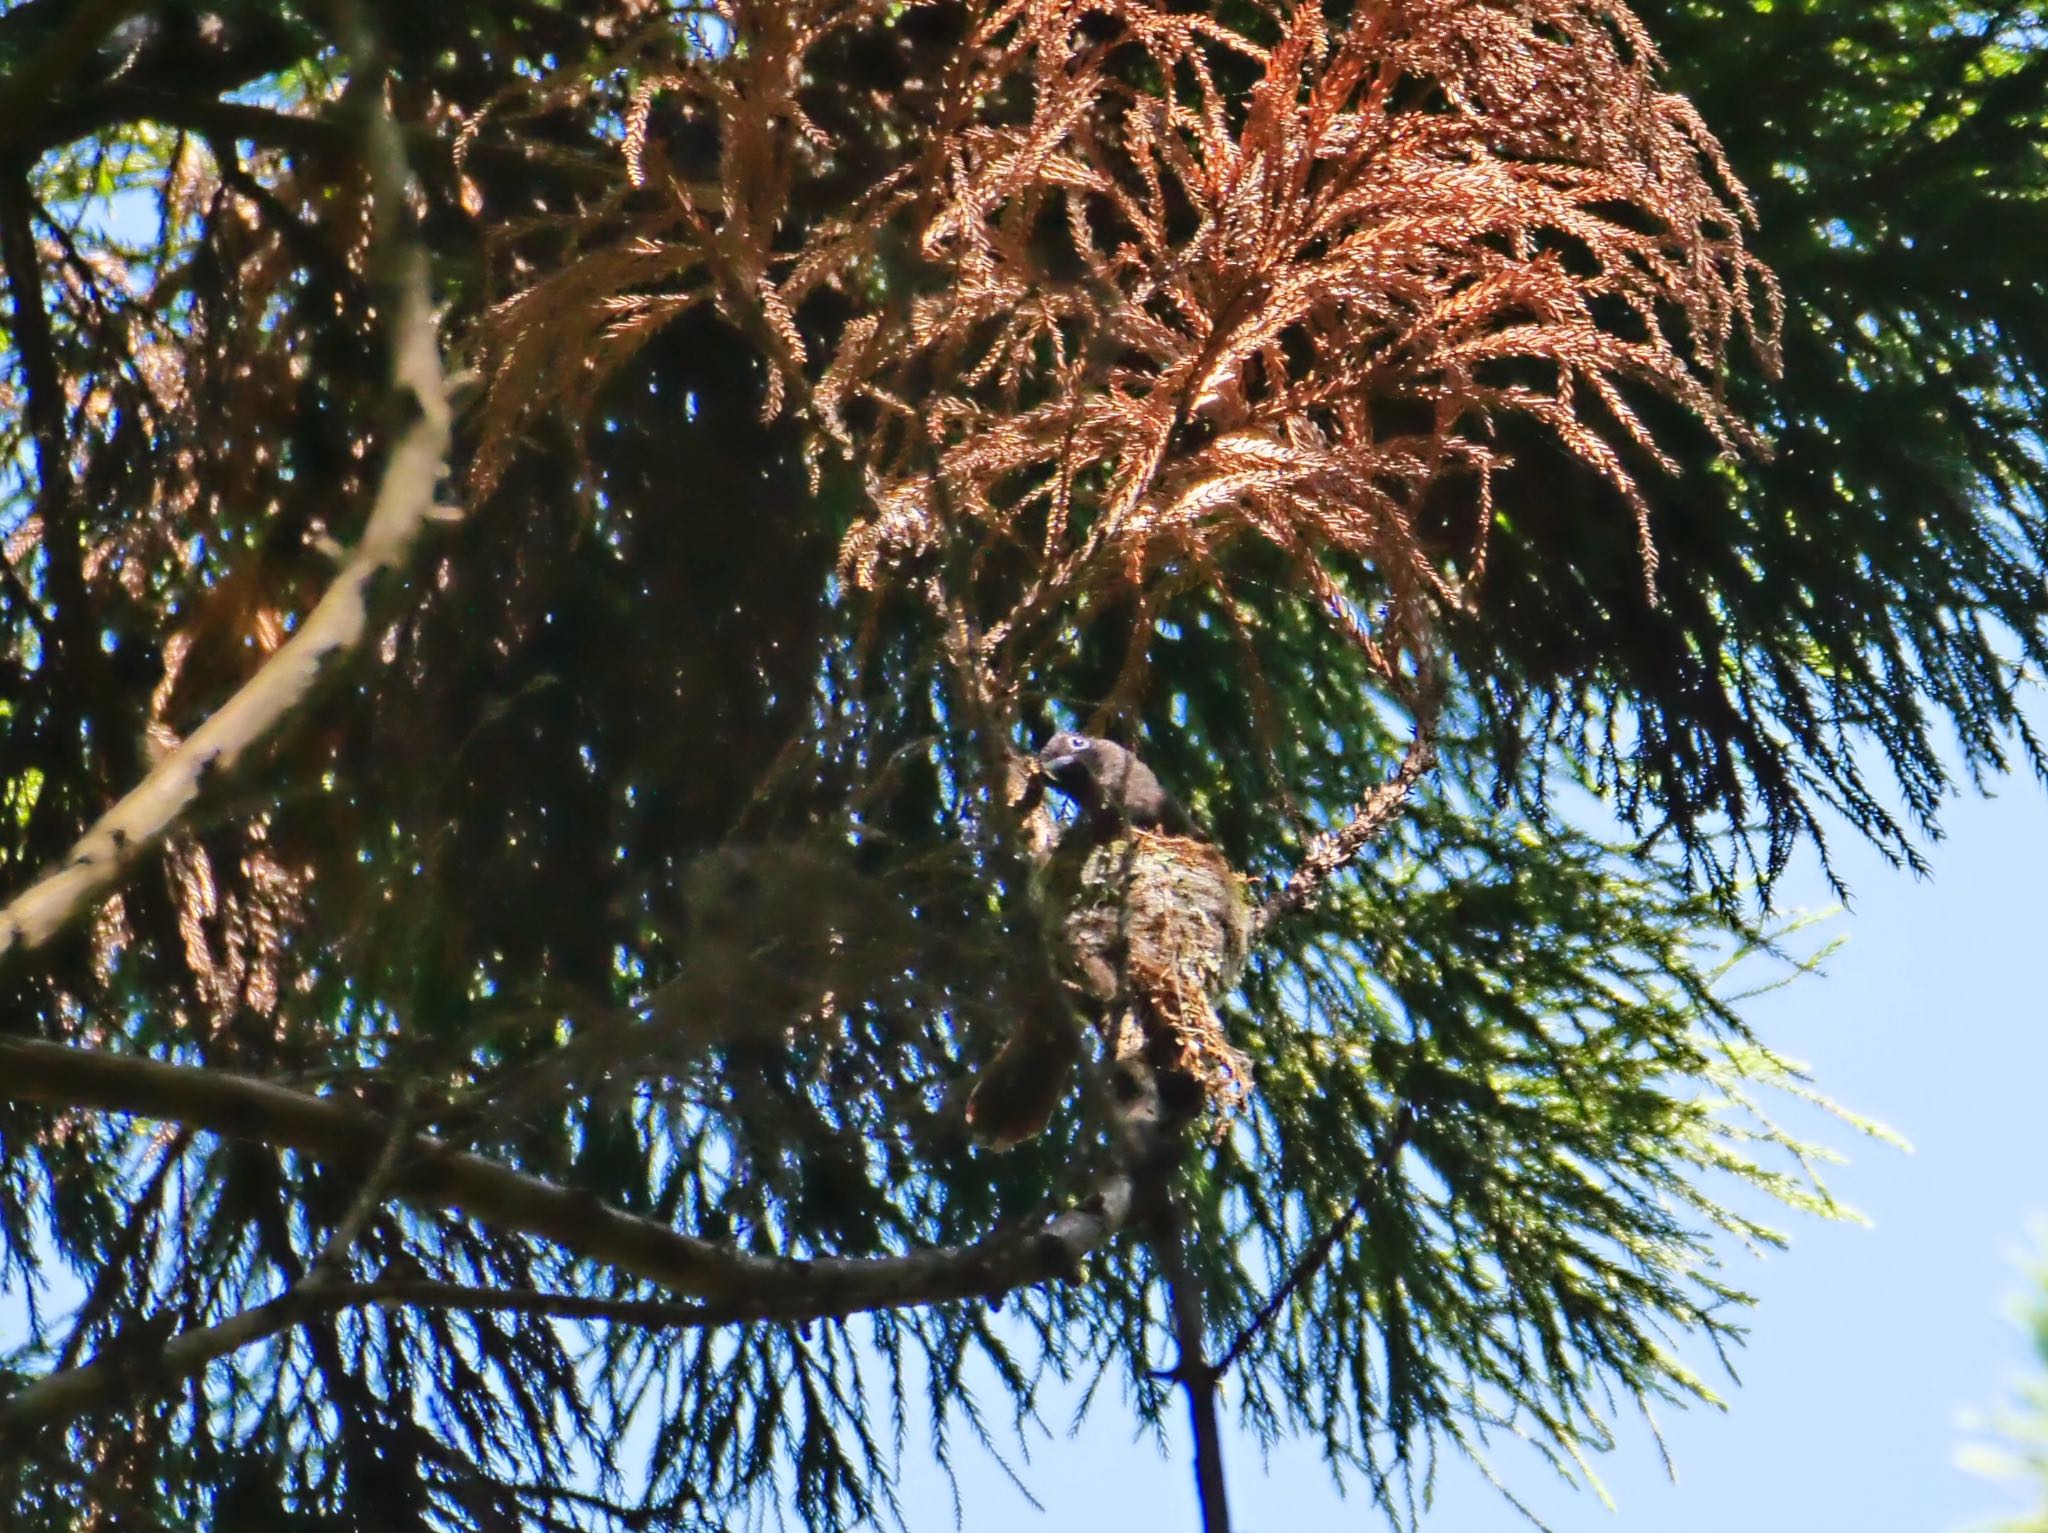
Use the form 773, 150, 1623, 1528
1609, 0, 2048, 883
1961, 1231, 2048, 1533
0, 2, 2033, 1529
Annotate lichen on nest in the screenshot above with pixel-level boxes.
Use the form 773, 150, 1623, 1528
1040, 827, 1252, 1125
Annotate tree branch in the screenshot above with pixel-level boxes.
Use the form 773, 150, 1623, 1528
53, 1130, 191, 1372
0, 156, 94, 702
927, 561, 1252, 1531
0, 1036, 1132, 1319
305, 1084, 420, 1281
86, 88, 344, 155
0, 0, 148, 144
1254, 698, 1440, 937
0, 82, 455, 971
56, 89, 617, 187
0, 1267, 1038, 1447
1149, 1191, 1232, 1533
0, 10, 1126, 1445
0, 6, 310, 156
0, 544, 51, 644
1213, 1103, 1415, 1380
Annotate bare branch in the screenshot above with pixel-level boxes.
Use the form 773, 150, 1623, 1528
0, 158, 94, 705
0, 0, 149, 144
1149, 1194, 1233, 1533
80, 88, 343, 154
306, 1086, 420, 1281
1213, 1104, 1416, 1380
53, 88, 618, 188
0, 1036, 1132, 1315
0, 1264, 1080, 1447
0, 5, 310, 157
0, 82, 455, 970
0, 542, 51, 644
53, 1131, 191, 1372
0, 1285, 307, 1445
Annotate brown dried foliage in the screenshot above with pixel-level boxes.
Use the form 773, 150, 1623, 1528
472, 0, 1776, 704
4, 123, 383, 1043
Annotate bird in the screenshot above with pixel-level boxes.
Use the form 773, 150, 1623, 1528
1035, 730, 1198, 838
965, 732, 1250, 1150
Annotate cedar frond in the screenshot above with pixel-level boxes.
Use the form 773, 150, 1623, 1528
471, 0, 1776, 682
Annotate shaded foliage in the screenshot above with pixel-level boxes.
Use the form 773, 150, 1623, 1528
0, 2, 2036, 1530
1494, 0, 2048, 886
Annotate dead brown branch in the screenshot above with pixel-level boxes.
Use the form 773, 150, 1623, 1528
473, 0, 1776, 711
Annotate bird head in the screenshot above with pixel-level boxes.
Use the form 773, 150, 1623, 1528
1032, 728, 1179, 826
1035, 730, 1192, 833
1036, 730, 1111, 797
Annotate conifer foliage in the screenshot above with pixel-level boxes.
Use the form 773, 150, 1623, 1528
479, 0, 1779, 773
0, 2, 2039, 1529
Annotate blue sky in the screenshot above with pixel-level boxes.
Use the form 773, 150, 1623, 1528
901, 768, 2048, 1532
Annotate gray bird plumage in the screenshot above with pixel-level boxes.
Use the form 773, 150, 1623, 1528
1035, 731, 1197, 838
966, 733, 1247, 1149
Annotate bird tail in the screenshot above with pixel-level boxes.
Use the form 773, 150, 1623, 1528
965, 1002, 1081, 1151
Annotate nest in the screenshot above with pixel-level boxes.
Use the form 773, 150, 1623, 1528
1041, 827, 1253, 1122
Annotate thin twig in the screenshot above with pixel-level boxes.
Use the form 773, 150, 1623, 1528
1213, 1103, 1415, 1380
0, 546, 51, 644
53, 1130, 192, 1372
502, 1479, 697, 1531
1254, 695, 1440, 937
305, 1084, 419, 1282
